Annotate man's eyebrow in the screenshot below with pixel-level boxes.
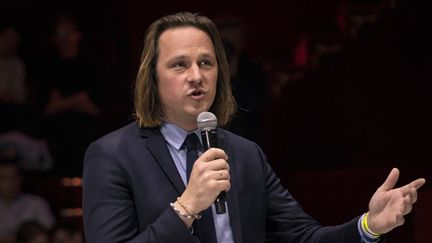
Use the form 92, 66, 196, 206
166, 52, 215, 63
170, 55, 188, 61
199, 53, 215, 58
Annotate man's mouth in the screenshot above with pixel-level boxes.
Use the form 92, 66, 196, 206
188, 89, 206, 99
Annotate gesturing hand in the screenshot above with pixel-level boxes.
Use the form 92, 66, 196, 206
367, 168, 426, 234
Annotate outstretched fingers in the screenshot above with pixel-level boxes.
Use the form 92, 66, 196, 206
369, 169, 426, 234
410, 178, 426, 190
378, 168, 400, 192
399, 178, 426, 196
397, 179, 425, 216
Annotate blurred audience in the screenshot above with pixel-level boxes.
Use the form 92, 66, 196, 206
0, 151, 55, 242
216, 18, 267, 146
36, 14, 102, 175
0, 132, 52, 172
15, 221, 50, 243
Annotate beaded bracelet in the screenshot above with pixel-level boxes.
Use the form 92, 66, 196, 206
176, 197, 202, 220
170, 202, 195, 219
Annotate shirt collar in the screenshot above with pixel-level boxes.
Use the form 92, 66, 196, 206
160, 122, 202, 150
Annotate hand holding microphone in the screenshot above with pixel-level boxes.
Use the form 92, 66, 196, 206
197, 111, 228, 214
179, 112, 230, 216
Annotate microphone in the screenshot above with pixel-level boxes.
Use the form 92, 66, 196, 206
197, 111, 226, 214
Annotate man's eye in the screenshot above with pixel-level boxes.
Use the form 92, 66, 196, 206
199, 60, 213, 67
173, 62, 186, 68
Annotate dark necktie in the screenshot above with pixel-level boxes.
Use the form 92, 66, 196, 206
184, 133, 218, 243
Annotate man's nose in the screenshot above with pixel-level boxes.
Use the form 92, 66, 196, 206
186, 64, 203, 84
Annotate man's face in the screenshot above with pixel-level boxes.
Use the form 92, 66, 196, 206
0, 165, 21, 200
156, 27, 218, 131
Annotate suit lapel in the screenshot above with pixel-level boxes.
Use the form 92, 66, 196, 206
141, 127, 243, 242
140, 128, 186, 195
218, 129, 243, 243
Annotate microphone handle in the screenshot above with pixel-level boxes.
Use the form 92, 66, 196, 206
214, 192, 226, 214
201, 129, 227, 214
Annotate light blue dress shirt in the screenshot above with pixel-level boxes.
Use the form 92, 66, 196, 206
161, 122, 235, 243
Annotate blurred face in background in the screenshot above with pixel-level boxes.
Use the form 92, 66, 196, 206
0, 27, 20, 57
0, 164, 21, 202
54, 20, 82, 58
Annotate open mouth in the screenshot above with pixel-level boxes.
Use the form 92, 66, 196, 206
189, 89, 205, 99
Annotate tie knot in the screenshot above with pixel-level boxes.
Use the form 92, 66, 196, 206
184, 133, 201, 151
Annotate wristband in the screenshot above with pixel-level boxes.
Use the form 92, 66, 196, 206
362, 212, 381, 237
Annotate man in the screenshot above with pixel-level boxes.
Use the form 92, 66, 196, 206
82, 12, 425, 243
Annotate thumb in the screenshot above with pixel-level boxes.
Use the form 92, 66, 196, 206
379, 168, 400, 192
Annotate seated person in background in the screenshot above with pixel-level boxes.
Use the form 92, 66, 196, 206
0, 150, 55, 243
0, 23, 27, 105
37, 14, 101, 175
0, 133, 53, 172
0, 23, 29, 133
15, 221, 50, 243
42, 15, 100, 117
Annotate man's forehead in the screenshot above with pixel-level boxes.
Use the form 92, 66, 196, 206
159, 27, 211, 45
157, 27, 215, 57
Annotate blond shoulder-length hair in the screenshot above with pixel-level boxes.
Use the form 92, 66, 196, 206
134, 12, 236, 128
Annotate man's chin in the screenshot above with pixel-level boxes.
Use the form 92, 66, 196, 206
187, 106, 211, 117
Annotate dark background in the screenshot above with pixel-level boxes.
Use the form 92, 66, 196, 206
2, 0, 431, 242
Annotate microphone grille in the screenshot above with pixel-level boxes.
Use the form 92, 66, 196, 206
197, 112, 217, 131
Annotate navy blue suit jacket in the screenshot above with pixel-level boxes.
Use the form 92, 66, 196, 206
83, 122, 362, 243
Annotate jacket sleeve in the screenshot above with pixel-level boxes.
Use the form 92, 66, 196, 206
256, 143, 364, 243
82, 141, 198, 243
